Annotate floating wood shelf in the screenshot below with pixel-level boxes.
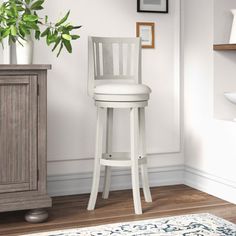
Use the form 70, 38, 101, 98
214, 44, 236, 51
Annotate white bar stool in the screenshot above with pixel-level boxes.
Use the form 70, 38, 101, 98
87, 36, 152, 215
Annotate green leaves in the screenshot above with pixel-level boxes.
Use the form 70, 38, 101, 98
0, 0, 81, 57
57, 43, 63, 57
25, 0, 31, 5
10, 25, 17, 36
44, 15, 48, 24
55, 10, 70, 27
71, 35, 80, 40
41, 27, 50, 37
30, 0, 44, 10
63, 39, 72, 53
35, 30, 40, 40
19, 22, 30, 34
52, 37, 60, 52
23, 14, 38, 22
62, 34, 72, 41
39, 10, 81, 57
2, 28, 11, 38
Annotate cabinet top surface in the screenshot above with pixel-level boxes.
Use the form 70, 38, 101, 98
0, 64, 51, 70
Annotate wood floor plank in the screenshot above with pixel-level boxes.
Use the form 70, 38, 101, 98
0, 185, 235, 236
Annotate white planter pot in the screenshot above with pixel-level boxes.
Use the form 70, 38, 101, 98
3, 38, 12, 64
16, 35, 34, 64
230, 9, 236, 44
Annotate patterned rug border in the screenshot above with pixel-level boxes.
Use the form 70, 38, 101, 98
22, 213, 236, 236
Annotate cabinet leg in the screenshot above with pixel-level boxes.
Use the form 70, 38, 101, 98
25, 209, 49, 223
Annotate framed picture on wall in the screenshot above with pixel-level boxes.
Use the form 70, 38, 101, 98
136, 22, 155, 49
137, 0, 168, 13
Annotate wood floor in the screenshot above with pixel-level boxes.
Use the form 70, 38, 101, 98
0, 185, 235, 235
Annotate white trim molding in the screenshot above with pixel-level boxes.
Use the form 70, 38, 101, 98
185, 166, 236, 205
47, 164, 236, 207
47, 165, 184, 197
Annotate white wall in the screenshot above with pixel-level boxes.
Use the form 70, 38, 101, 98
0, 0, 183, 195
2, 0, 236, 204
214, 0, 236, 121
183, 0, 236, 204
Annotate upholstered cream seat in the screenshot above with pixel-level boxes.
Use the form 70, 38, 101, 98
94, 84, 151, 102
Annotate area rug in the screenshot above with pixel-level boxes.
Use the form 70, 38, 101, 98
22, 213, 236, 236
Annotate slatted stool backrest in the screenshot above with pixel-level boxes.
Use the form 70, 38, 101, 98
88, 37, 142, 97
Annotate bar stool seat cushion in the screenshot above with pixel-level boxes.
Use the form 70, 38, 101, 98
94, 84, 151, 102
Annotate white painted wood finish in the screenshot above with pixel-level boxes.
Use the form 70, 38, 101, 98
139, 108, 152, 203
130, 108, 142, 214
87, 37, 152, 214
87, 108, 104, 210
102, 108, 113, 199
88, 37, 141, 97
48, 165, 184, 197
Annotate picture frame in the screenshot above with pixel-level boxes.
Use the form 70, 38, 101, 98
137, 0, 168, 13
136, 22, 155, 49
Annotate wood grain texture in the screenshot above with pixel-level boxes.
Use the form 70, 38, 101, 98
29, 76, 38, 190
0, 66, 52, 214
37, 70, 48, 194
0, 185, 235, 236
0, 76, 32, 193
0, 65, 51, 70
213, 44, 236, 50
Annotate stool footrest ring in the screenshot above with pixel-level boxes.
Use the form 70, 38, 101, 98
100, 155, 147, 167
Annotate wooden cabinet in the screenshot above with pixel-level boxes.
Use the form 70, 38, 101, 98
0, 65, 52, 223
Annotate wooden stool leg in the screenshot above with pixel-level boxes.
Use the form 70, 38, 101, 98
130, 108, 142, 215
139, 108, 152, 203
87, 107, 104, 211
102, 108, 113, 199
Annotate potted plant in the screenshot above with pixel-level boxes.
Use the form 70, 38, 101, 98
0, 0, 81, 64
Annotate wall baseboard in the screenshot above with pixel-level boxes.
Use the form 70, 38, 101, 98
184, 166, 236, 205
47, 165, 236, 206
47, 165, 184, 197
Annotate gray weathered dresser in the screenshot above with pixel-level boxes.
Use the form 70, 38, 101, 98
0, 65, 52, 223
